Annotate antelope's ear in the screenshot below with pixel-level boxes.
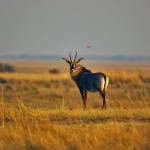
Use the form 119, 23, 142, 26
62, 58, 71, 64
76, 58, 84, 63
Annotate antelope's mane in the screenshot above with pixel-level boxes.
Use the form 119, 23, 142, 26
80, 65, 91, 73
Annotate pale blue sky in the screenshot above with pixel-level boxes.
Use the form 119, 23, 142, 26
0, 0, 150, 56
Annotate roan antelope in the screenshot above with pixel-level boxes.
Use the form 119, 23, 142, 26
62, 52, 109, 110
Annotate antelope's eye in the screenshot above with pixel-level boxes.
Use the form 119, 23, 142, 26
73, 64, 76, 68
71, 64, 75, 69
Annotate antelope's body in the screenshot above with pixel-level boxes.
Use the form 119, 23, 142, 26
71, 65, 109, 93
62, 52, 109, 110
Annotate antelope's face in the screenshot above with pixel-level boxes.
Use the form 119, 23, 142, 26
62, 51, 84, 73
70, 62, 77, 73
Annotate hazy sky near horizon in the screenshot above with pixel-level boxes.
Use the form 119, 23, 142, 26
0, 0, 150, 57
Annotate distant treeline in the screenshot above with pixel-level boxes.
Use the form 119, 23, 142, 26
0, 54, 150, 61
0, 63, 15, 72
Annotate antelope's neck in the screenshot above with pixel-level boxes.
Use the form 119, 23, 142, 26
70, 65, 83, 80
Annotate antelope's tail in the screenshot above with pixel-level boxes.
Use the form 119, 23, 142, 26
103, 75, 109, 93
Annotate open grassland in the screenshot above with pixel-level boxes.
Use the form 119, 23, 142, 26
0, 60, 150, 150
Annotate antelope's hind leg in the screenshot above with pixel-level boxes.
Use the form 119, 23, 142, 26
99, 91, 106, 109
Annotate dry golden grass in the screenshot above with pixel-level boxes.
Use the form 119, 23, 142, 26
0, 73, 69, 81
0, 60, 150, 150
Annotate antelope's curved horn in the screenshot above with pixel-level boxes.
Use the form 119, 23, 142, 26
76, 58, 84, 63
62, 58, 70, 64
74, 51, 77, 62
69, 52, 72, 62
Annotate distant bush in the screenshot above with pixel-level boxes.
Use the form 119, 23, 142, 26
0, 77, 9, 84
49, 68, 60, 74
0, 63, 15, 72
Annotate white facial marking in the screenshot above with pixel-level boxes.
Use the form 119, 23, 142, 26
71, 68, 75, 72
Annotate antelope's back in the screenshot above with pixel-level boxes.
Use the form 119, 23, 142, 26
81, 72, 109, 92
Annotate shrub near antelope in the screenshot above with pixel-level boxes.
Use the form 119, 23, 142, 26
62, 52, 109, 110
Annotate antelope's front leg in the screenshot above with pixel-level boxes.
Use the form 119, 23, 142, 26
79, 89, 87, 110
84, 91, 87, 109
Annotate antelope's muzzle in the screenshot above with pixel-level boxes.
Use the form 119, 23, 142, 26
71, 68, 75, 72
